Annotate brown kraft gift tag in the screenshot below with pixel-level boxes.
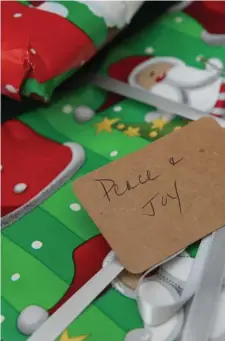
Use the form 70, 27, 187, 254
74, 118, 225, 274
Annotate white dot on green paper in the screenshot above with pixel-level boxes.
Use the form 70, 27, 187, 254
5, 84, 17, 94
13, 13, 22, 18
0, 315, 5, 324
174, 17, 183, 23
32, 241, 43, 250
11, 273, 20, 281
70, 203, 81, 212
74, 106, 95, 122
110, 150, 118, 157
145, 112, 160, 123
196, 55, 203, 63
145, 47, 154, 54
62, 105, 73, 114
113, 106, 122, 112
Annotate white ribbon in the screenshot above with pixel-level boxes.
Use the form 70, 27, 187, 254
125, 230, 225, 341
137, 235, 212, 326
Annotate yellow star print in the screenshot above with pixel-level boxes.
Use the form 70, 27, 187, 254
149, 130, 158, 138
124, 126, 140, 137
95, 118, 120, 133
60, 330, 89, 341
117, 123, 125, 130
151, 118, 166, 131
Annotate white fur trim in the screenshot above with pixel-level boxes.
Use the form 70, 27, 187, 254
202, 30, 225, 46
74, 1, 143, 28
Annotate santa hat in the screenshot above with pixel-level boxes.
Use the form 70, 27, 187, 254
1, 120, 85, 228
183, 1, 225, 45
17, 234, 111, 335
49, 235, 111, 314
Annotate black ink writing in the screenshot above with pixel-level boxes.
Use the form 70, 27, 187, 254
142, 193, 159, 217
167, 180, 182, 214
169, 156, 184, 166
95, 169, 160, 202
142, 180, 182, 217
161, 195, 167, 206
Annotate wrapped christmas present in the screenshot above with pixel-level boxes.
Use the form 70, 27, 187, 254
1, 0, 143, 101
2, 3, 225, 341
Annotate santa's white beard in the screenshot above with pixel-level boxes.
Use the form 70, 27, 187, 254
74, 1, 143, 28
151, 65, 222, 113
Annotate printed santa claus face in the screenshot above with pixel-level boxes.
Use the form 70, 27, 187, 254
136, 62, 173, 90
129, 56, 224, 115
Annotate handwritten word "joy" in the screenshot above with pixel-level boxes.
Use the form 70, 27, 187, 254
142, 180, 182, 217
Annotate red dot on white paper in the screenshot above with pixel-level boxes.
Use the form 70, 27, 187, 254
5, 84, 17, 94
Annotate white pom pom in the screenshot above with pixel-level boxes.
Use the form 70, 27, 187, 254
17, 305, 49, 335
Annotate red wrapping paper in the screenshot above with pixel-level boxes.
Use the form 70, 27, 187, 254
2, 1, 96, 99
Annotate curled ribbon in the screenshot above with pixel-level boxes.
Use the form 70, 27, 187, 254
125, 232, 225, 341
